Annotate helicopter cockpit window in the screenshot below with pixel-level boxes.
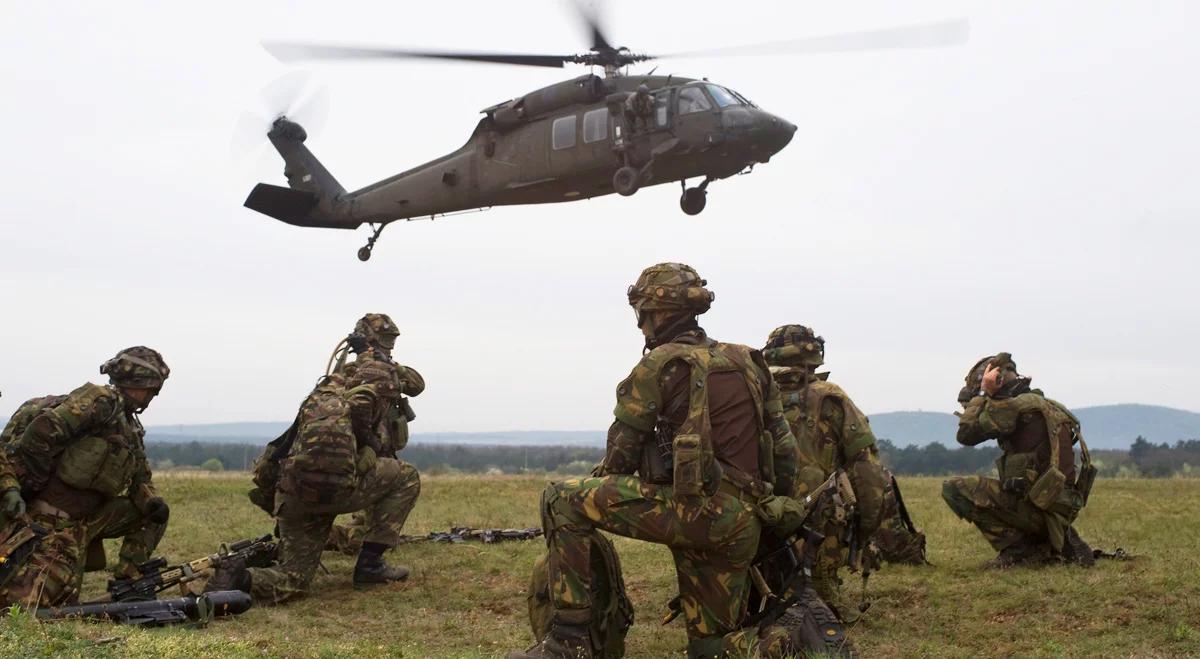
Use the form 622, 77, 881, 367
582, 108, 608, 143
677, 86, 713, 115
552, 115, 577, 150
705, 84, 741, 108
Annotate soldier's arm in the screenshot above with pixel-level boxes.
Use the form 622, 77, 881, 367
13, 385, 117, 491
127, 434, 158, 511
0, 451, 20, 492
601, 419, 650, 475
829, 395, 888, 536
346, 386, 384, 453
397, 365, 426, 397
603, 357, 664, 475
762, 369, 798, 496
956, 395, 1021, 446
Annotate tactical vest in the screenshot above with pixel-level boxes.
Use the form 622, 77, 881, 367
993, 393, 1093, 509
635, 341, 774, 497
279, 374, 360, 505
778, 375, 874, 485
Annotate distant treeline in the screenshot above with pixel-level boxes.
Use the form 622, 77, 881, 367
145, 436, 1200, 478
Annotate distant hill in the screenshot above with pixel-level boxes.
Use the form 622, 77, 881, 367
4, 404, 1195, 451
869, 404, 1200, 450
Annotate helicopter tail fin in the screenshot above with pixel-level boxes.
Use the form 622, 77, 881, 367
243, 117, 359, 229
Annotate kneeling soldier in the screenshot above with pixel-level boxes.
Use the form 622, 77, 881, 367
510, 263, 797, 659
0, 347, 171, 607
211, 357, 418, 603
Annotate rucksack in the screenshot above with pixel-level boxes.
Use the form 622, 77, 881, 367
723, 589, 857, 659
527, 532, 634, 659
0, 395, 68, 445
277, 375, 359, 506
247, 415, 300, 514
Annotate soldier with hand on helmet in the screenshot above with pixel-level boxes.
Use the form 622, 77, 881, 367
510, 263, 797, 659
943, 353, 1096, 568
326, 313, 424, 555
0, 347, 171, 608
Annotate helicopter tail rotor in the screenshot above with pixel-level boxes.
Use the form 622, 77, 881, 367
243, 117, 356, 230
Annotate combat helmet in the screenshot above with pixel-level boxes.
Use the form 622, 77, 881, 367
100, 346, 170, 391
354, 313, 400, 350
958, 352, 1018, 405
762, 325, 825, 368
626, 263, 714, 315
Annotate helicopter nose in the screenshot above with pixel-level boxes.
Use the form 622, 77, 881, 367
763, 113, 796, 155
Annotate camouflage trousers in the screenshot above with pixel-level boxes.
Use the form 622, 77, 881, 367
942, 475, 1084, 554
0, 497, 164, 608
248, 458, 420, 605
873, 477, 927, 565
325, 513, 368, 556
542, 475, 761, 644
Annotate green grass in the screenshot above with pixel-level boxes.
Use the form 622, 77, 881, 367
4, 474, 1198, 657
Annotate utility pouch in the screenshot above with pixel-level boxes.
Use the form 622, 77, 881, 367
1075, 463, 1097, 504
672, 434, 704, 498
1028, 466, 1065, 510
398, 398, 416, 423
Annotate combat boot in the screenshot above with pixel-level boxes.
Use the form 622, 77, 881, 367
353, 542, 410, 586
205, 556, 252, 594
507, 609, 593, 659
1061, 526, 1096, 567
983, 542, 1051, 569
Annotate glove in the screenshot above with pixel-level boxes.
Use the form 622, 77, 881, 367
1, 488, 26, 523
356, 445, 378, 473
144, 497, 170, 525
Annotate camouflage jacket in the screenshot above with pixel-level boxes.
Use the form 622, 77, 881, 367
772, 367, 887, 536
602, 329, 797, 496
343, 349, 424, 455
6, 383, 157, 511
957, 389, 1080, 482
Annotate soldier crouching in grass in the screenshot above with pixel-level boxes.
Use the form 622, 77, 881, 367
942, 353, 1097, 568
509, 263, 798, 659
0, 347, 171, 607
210, 356, 418, 603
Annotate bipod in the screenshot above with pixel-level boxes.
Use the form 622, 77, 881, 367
357, 223, 387, 262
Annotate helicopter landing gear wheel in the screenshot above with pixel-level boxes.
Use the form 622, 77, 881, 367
680, 187, 707, 215
358, 223, 387, 262
613, 166, 640, 196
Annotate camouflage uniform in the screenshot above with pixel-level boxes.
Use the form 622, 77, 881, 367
0, 347, 170, 608
325, 314, 424, 555
872, 471, 928, 565
243, 354, 420, 604
515, 264, 798, 659
942, 354, 1093, 566
762, 325, 888, 620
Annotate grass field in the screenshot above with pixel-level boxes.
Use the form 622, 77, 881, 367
4, 473, 1199, 658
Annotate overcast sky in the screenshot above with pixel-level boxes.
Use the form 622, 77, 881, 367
1, 1, 1196, 431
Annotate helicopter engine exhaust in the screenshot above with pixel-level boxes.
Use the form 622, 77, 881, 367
243, 117, 357, 229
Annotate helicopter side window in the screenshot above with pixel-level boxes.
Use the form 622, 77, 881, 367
552, 115, 577, 150
705, 84, 741, 108
582, 108, 608, 143
677, 86, 713, 115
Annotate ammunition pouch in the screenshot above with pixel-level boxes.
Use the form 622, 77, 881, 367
1075, 462, 1098, 505
1001, 477, 1030, 495
1028, 466, 1065, 510
398, 398, 416, 423
672, 434, 705, 498
56, 435, 136, 499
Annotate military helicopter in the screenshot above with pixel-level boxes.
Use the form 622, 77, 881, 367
245, 9, 968, 260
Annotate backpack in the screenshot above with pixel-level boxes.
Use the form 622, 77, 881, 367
723, 589, 857, 658
0, 395, 68, 445
527, 532, 634, 659
277, 375, 360, 506
247, 415, 300, 514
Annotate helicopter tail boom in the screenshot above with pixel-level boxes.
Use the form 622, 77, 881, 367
244, 117, 360, 229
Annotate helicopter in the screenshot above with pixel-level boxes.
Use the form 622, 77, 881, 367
245, 9, 968, 261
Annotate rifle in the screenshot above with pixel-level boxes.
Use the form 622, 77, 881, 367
35, 590, 251, 627
395, 527, 542, 545
105, 534, 276, 602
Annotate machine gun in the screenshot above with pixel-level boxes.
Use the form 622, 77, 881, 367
396, 526, 543, 545
35, 590, 251, 627
105, 534, 276, 602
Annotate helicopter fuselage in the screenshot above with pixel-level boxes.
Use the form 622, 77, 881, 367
245, 74, 796, 243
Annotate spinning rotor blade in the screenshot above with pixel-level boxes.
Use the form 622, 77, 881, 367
230, 71, 329, 161
656, 18, 969, 59
572, 0, 614, 52
263, 43, 571, 68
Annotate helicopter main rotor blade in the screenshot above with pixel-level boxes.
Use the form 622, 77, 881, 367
572, 0, 614, 52
655, 18, 969, 59
263, 42, 571, 68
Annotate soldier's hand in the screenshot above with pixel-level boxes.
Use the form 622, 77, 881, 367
144, 497, 170, 524
1, 488, 26, 522
981, 364, 1005, 396
357, 446, 378, 473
